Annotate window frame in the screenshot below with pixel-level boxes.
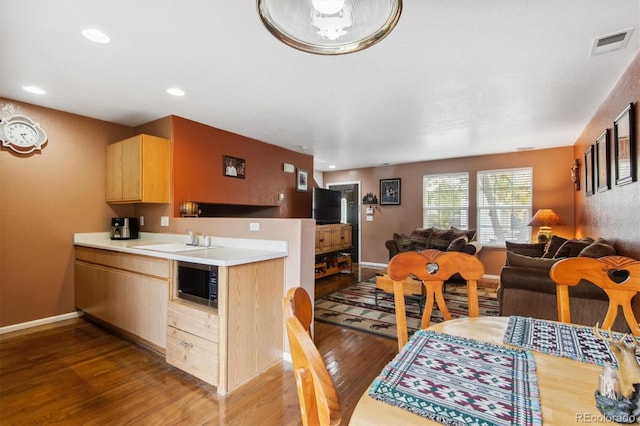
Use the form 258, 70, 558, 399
422, 172, 470, 230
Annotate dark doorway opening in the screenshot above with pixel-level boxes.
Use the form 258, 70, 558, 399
328, 183, 359, 263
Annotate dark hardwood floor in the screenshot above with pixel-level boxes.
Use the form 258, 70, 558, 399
0, 265, 397, 426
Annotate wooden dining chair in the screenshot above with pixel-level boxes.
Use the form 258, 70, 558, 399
550, 255, 640, 336
287, 286, 314, 338
387, 249, 485, 351
283, 287, 341, 426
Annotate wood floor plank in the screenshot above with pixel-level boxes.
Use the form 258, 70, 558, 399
0, 266, 398, 425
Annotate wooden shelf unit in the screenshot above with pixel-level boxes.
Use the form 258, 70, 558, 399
315, 223, 352, 279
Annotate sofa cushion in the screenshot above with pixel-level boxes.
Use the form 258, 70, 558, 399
506, 251, 564, 269
393, 233, 412, 252
429, 228, 453, 251
409, 228, 432, 250
578, 238, 616, 258
554, 238, 594, 258
542, 235, 568, 258
447, 235, 469, 252
505, 241, 547, 257
451, 227, 477, 242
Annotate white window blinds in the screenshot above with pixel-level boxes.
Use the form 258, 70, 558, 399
423, 172, 469, 229
477, 167, 532, 245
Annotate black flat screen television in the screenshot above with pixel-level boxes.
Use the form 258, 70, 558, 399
312, 188, 341, 225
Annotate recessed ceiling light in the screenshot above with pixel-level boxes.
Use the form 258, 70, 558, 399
166, 88, 185, 97
81, 28, 111, 44
328, 164, 336, 169
516, 146, 535, 151
22, 86, 46, 95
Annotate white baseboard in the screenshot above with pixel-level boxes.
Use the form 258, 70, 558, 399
0, 311, 84, 335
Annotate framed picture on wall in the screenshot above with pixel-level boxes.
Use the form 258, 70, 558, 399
223, 155, 245, 179
614, 103, 636, 186
296, 168, 309, 192
380, 178, 401, 205
596, 129, 611, 193
584, 145, 594, 196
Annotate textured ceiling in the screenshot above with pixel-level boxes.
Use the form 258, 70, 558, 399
1, 1, 638, 171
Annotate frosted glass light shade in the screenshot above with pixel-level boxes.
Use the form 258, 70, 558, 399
257, 0, 402, 55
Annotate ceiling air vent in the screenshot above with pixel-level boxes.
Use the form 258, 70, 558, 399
590, 28, 635, 57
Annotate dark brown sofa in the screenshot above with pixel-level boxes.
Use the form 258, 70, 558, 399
384, 227, 482, 260
498, 236, 637, 332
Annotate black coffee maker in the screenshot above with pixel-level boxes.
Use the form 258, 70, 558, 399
110, 217, 139, 240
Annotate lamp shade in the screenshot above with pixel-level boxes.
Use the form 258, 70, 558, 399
527, 209, 566, 227
257, 0, 402, 55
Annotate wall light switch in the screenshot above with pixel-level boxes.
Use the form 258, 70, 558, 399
160, 216, 169, 226
278, 193, 285, 201
366, 215, 374, 222
283, 163, 295, 173
139, 216, 144, 226
250, 222, 260, 231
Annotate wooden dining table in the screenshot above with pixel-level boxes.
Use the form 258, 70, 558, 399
349, 316, 618, 425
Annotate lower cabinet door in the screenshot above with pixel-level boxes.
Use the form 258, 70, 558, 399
166, 326, 218, 386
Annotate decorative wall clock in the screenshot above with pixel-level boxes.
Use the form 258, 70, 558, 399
1, 114, 48, 154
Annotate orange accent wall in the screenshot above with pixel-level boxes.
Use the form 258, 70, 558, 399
572, 52, 640, 258
171, 116, 313, 219
324, 146, 576, 275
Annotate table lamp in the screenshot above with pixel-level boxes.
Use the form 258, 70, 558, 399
527, 209, 566, 242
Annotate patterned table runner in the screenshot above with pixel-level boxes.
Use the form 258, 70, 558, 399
504, 316, 640, 367
368, 329, 541, 426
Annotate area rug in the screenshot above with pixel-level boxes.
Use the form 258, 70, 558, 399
314, 277, 499, 339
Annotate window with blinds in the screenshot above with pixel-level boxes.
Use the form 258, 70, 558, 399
477, 167, 532, 245
422, 172, 469, 229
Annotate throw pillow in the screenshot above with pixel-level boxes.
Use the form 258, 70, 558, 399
393, 233, 412, 252
447, 235, 469, 252
409, 228, 432, 251
506, 251, 565, 269
505, 241, 547, 257
542, 235, 568, 258
578, 238, 616, 258
451, 226, 477, 242
553, 238, 594, 258
429, 228, 453, 251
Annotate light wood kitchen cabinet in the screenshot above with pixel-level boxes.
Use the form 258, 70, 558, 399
166, 258, 284, 394
74, 246, 170, 351
106, 134, 170, 203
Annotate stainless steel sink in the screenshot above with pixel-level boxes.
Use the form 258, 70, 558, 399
130, 242, 209, 253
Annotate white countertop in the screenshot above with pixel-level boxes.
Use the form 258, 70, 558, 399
74, 232, 288, 266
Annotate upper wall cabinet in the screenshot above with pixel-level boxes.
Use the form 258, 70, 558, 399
106, 134, 170, 204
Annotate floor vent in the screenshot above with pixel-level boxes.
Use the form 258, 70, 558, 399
590, 28, 635, 57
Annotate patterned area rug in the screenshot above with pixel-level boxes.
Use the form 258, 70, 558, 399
314, 277, 499, 339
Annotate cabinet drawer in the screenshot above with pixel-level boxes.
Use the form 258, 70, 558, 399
166, 326, 218, 385
168, 301, 218, 342
75, 246, 170, 279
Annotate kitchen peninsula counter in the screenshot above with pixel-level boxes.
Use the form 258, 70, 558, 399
73, 231, 287, 395
73, 232, 288, 266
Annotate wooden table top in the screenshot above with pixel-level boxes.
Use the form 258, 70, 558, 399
349, 316, 616, 425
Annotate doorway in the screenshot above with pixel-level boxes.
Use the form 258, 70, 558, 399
327, 183, 360, 263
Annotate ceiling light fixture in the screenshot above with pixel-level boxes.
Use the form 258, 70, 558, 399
166, 88, 186, 97
22, 86, 46, 95
257, 0, 402, 55
81, 28, 111, 44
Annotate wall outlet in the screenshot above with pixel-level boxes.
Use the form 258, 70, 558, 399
250, 222, 260, 231
139, 216, 144, 226
160, 216, 169, 226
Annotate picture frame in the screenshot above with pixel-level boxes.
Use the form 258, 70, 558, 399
296, 168, 309, 192
380, 178, 401, 205
614, 103, 636, 186
596, 129, 610, 193
584, 145, 594, 197
223, 155, 245, 179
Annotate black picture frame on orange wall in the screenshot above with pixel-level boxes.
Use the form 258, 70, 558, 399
585, 145, 594, 197
596, 129, 611, 193
614, 103, 636, 186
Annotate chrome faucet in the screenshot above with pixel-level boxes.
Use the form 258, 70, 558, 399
187, 228, 197, 246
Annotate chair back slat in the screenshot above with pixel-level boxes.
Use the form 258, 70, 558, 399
283, 287, 341, 426
550, 256, 640, 336
387, 250, 485, 350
